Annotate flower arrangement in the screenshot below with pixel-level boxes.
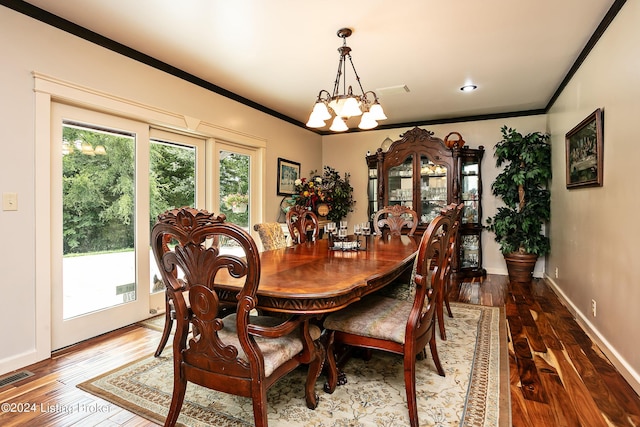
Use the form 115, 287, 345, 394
294, 166, 354, 222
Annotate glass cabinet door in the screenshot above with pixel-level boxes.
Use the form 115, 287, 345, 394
387, 155, 414, 208
457, 151, 484, 278
367, 164, 378, 220
460, 234, 480, 269
461, 160, 479, 224
419, 155, 447, 225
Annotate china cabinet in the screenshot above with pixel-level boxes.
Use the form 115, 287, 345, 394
366, 127, 485, 279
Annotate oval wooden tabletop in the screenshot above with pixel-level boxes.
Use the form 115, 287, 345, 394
216, 235, 419, 314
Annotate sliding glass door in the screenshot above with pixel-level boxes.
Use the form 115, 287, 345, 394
148, 129, 205, 308
51, 104, 207, 349
51, 103, 150, 349
50, 101, 266, 350
214, 142, 261, 246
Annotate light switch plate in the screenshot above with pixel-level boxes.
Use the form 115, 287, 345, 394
2, 192, 18, 211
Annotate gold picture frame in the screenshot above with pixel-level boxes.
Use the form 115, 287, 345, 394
565, 108, 604, 189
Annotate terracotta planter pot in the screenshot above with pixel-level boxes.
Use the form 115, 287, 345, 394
504, 252, 538, 284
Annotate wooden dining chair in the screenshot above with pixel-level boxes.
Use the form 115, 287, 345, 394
377, 203, 463, 341
286, 205, 319, 244
253, 222, 288, 251
151, 207, 324, 427
153, 232, 232, 358
153, 234, 179, 358
323, 205, 458, 427
435, 203, 464, 340
373, 205, 418, 236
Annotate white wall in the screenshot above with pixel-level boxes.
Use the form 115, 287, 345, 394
0, 6, 322, 373
322, 116, 548, 277
546, 0, 640, 391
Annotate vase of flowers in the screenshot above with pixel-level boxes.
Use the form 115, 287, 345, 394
294, 166, 354, 222
222, 193, 249, 213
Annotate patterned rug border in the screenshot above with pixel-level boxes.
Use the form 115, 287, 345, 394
80, 302, 509, 427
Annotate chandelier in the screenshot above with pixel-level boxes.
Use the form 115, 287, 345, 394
306, 28, 387, 132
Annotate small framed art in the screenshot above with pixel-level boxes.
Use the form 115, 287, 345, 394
565, 108, 604, 189
277, 158, 301, 195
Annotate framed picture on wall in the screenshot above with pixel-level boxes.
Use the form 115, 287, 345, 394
565, 108, 604, 189
277, 158, 301, 195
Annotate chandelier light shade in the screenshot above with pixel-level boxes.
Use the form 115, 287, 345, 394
306, 28, 387, 132
329, 116, 348, 132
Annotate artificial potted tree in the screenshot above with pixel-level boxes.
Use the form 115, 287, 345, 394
485, 126, 552, 283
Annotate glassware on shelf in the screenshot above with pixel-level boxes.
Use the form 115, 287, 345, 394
462, 202, 478, 223
460, 235, 480, 268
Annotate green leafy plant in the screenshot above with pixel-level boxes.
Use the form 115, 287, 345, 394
485, 126, 552, 256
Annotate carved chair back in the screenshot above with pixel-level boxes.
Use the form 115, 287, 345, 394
406, 205, 454, 353
373, 205, 419, 236
151, 207, 322, 427
286, 205, 320, 244
434, 203, 464, 340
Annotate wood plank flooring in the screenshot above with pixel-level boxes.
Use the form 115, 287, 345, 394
1, 274, 639, 426
451, 275, 640, 427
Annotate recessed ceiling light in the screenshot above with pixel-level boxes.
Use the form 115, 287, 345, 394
460, 84, 478, 92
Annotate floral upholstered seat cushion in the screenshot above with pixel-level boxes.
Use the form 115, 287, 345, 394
218, 314, 321, 377
323, 295, 413, 344
253, 222, 287, 251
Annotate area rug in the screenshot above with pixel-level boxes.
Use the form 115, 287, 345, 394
79, 303, 508, 426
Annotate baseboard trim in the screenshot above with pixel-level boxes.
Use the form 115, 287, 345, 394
544, 275, 640, 395
0, 350, 46, 377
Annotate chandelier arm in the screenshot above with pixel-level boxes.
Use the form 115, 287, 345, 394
362, 90, 379, 106
317, 89, 332, 102
363, 90, 379, 100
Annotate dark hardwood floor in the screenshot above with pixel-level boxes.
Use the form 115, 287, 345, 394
452, 275, 640, 427
1, 274, 639, 426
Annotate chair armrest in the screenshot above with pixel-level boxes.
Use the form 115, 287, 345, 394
247, 316, 304, 338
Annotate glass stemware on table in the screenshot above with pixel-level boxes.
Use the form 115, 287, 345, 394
324, 221, 371, 251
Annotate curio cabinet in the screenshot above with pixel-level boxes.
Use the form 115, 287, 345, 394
366, 127, 485, 279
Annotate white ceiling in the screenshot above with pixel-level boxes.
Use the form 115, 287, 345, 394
19, 0, 619, 132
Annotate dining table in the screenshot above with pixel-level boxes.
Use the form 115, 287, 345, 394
214, 234, 419, 315
212, 233, 419, 396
